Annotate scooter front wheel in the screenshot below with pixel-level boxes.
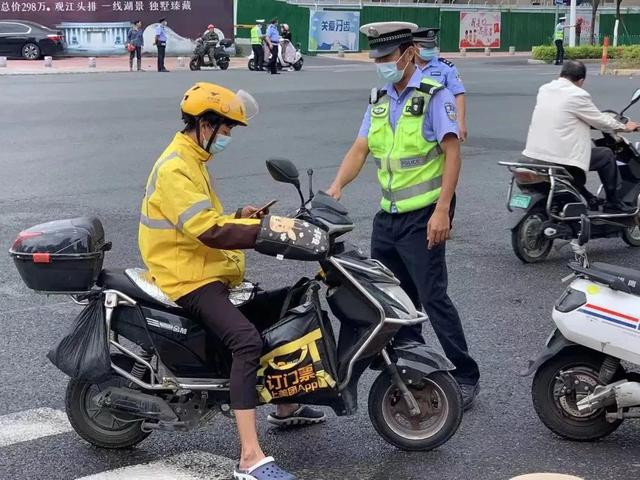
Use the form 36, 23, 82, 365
621, 225, 640, 247
189, 57, 200, 71
531, 350, 624, 441
368, 371, 462, 451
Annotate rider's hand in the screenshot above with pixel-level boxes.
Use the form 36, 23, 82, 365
326, 183, 343, 201
240, 206, 266, 219
624, 120, 640, 132
427, 208, 451, 250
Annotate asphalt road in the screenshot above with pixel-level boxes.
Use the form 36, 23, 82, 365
1, 55, 640, 480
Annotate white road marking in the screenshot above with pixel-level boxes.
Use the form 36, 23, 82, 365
76, 451, 236, 480
0, 408, 72, 447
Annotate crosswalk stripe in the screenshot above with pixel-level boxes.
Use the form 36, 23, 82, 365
0, 408, 72, 447
75, 451, 236, 480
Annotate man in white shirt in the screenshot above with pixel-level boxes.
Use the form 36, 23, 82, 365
523, 61, 639, 213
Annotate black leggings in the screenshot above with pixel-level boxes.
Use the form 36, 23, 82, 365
177, 282, 286, 409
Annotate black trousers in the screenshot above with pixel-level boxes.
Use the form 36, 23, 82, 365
129, 46, 142, 70
268, 44, 279, 74
371, 204, 480, 386
177, 282, 287, 410
156, 43, 166, 71
555, 39, 565, 65
252, 44, 264, 70
567, 147, 620, 201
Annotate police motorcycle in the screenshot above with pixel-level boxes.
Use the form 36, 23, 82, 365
522, 207, 640, 441
499, 88, 640, 263
189, 38, 231, 71
9, 159, 463, 452
247, 40, 303, 72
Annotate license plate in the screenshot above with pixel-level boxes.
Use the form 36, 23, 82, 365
510, 194, 532, 209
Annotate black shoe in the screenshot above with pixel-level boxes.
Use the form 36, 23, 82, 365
587, 197, 605, 211
267, 406, 327, 427
603, 201, 636, 214
459, 382, 479, 411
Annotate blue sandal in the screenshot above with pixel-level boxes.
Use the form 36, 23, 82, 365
233, 457, 296, 480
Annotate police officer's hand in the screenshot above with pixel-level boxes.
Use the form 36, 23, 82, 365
326, 183, 343, 201
427, 208, 451, 249
459, 122, 468, 142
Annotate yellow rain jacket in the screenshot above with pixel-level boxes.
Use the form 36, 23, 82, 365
138, 132, 260, 300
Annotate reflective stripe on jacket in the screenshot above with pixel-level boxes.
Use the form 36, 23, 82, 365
138, 132, 260, 300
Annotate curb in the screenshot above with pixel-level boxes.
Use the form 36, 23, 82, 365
608, 69, 640, 76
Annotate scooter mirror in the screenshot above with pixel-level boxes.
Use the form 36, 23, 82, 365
266, 158, 300, 188
632, 88, 640, 105
578, 214, 591, 246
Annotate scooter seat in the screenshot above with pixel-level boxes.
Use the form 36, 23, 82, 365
588, 262, 640, 295
97, 268, 180, 309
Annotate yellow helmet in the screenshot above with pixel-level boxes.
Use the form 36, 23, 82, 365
180, 82, 258, 126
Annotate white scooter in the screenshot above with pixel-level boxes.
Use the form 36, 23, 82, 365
248, 39, 303, 72
523, 204, 640, 441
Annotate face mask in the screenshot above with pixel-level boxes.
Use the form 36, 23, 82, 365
209, 134, 232, 154
376, 58, 406, 84
418, 47, 439, 61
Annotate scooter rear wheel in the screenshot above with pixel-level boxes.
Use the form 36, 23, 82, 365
368, 371, 462, 451
532, 349, 624, 441
511, 209, 553, 263
247, 59, 256, 71
621, 225, 640, 247
65, 356, 151, 449
189, 57, 201, 71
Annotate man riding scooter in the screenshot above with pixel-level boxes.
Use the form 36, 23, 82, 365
523, 61, 640, 213
200, 24, 219, 65
139, 82, 325, 480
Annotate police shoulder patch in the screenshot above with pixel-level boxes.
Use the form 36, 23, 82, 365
438, 58, 455, 68
444, 102, 457, 121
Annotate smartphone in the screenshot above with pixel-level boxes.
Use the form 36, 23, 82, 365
249, 199, 278, 218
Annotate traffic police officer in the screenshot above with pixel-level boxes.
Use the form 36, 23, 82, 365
413, 27, 467, 141
555, 16, 566, 66
327, 22, 480, 409
251, 19, 266, 71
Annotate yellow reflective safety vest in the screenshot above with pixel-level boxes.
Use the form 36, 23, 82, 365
251, 25, 262, 45
554, 23, 564, 41
138, 132, 260, 301
368, 77, 445, 214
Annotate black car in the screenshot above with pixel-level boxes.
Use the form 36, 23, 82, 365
0, 20, 64, 60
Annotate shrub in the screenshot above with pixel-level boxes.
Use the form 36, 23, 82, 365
531, 44, 636, 63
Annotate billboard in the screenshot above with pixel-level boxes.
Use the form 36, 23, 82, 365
308, 10, 359, 52
0, 0, 232, 55
459, 12, 501, 49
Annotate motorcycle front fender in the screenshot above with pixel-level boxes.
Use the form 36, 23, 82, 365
508, 193, 548, 230
393, 343, 455, 382
519, 329, 576, 377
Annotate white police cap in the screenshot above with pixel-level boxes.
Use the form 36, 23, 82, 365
360, 21, 418, 59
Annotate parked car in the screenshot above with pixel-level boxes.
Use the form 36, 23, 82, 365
0, 20, 64, 60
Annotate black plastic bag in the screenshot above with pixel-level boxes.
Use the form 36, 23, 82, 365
47, 295, 111, 382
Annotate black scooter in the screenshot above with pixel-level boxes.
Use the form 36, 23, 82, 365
189, 38, 231, 71
11, 159, 463, 453
500, 88, 640, 263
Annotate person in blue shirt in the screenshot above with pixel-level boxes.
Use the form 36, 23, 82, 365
265, 17, 281, 75
413, 28, 467, 141
127, 20, 144, 72
154, 17, 169, 72
327, 22, 480, 410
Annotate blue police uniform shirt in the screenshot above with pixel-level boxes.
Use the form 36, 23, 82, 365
419, 57, 465, 96
155, 24, 167, 43
267, 24, 280, 43
358, 66, 459, 143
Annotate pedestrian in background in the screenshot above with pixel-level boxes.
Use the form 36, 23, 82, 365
266, 17, 280, 75
155, 17, 169, 72
127, 20, 144, 72
251, 19, 266, 72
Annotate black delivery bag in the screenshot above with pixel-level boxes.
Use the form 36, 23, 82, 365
257, 282, 338, 404
47, 294, 111, 382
